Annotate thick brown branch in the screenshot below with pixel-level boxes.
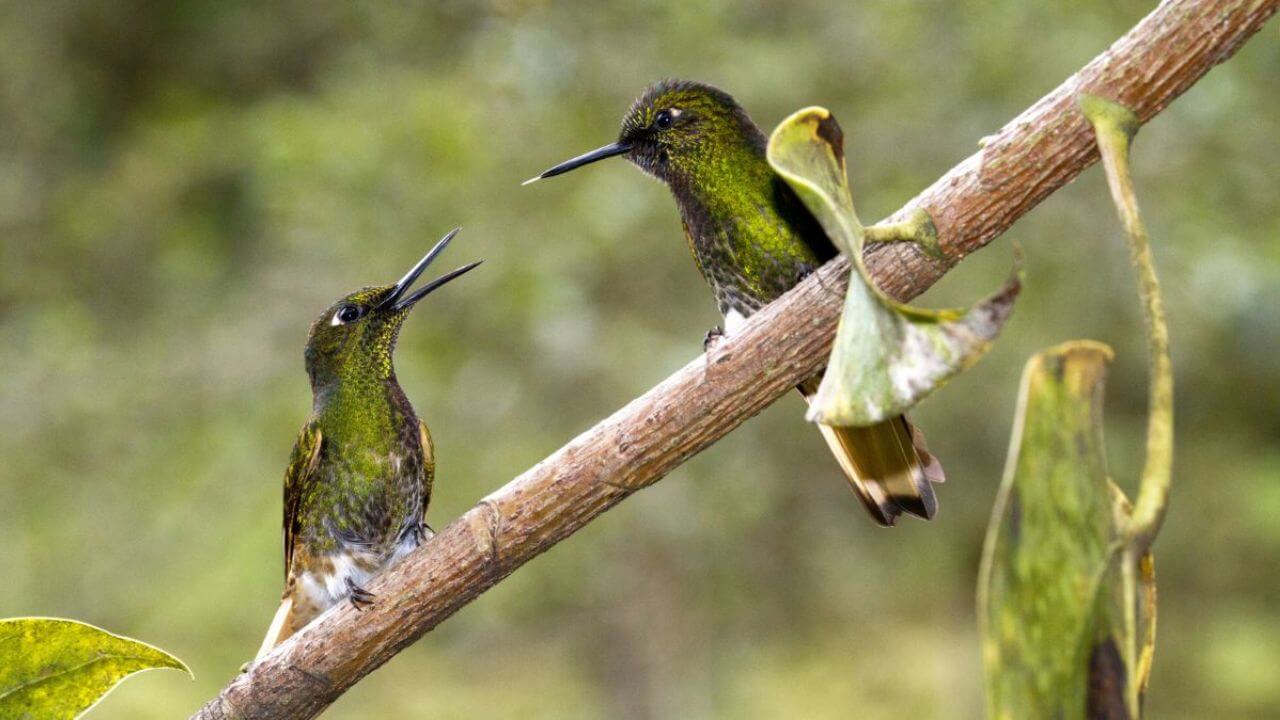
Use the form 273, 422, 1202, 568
192, 1, 1276, 717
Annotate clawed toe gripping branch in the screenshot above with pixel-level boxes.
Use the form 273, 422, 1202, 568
192, 2, 1277, 718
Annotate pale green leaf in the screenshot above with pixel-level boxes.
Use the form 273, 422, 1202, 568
0, 617, 191, 720
765, 106, 1021, 426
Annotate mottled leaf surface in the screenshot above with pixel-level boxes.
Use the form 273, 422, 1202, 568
0, 617, 190, 719
765, 106, 1021, 426
978, 342, 1155, 720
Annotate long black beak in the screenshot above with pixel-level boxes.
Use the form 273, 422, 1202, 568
379, 228, 483, 312
522, 141, 632, 185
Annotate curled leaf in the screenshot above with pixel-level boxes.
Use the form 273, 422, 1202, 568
765, 107, 1021, 427
977, 342, 1154, 719
0, 617, 191, 719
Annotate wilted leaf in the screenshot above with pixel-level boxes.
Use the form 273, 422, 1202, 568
0, 617, 191, 720
765, 106, 1021, 427
978, 342, 1154, 720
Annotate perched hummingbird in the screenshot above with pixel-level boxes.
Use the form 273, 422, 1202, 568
255, 229, 481, 659
526, 80, 944, 526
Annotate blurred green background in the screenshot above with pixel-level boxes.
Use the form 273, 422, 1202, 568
1, 1, 1276, 718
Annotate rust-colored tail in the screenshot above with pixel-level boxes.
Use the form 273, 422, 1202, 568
813, 412, 946, 526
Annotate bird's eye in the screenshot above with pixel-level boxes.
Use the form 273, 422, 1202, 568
655, 109, 675, 130
335, 305, 363, 324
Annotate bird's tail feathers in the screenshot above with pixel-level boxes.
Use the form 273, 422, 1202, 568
815, 416, 944, 527
255, 594, 295, 661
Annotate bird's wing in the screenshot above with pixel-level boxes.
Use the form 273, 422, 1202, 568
680, 220, 708, 279
771, 176, 839, 263
283, 421, 323, 584
418, 419, 436, 515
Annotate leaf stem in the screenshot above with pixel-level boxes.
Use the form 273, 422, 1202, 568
864, 209, 944, 260
1079, 94, 1174, 556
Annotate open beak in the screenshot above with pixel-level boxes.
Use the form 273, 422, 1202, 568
522, 141, 633, 185
379, 227, 483, 312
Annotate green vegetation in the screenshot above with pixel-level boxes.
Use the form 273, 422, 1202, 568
0, 618, 189, 719
979, 94, 1175, 720
978, 342, 1157, 718
0, 2, 1275, 718
765, 106, 1020, 427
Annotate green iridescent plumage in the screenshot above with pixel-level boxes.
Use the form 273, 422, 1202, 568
622, 80, 836, 317
292, 284, 427, 559
528, 80, 945, 526
256, 230, 478, 660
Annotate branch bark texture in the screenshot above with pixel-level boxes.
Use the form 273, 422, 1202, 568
193, 1, 1277, 717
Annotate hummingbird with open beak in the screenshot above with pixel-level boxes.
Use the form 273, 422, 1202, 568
256, 229, 481, 659
525, 80, 944, 526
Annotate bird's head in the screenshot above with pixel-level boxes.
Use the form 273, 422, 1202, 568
525, 79, 763, 187
304, 228, 481, 393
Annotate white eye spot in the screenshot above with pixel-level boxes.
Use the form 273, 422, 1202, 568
669, 108, 682, 118
331, 304, 363, 326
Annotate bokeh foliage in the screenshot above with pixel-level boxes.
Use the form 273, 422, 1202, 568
1, 1, 1277, 718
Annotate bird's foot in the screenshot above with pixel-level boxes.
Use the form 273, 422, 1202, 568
703, 325, 725, 353
345, 577, 376, 611
411, 520, 436, 545
794, 263, 817, 284
396, 517, 435, 547
864, 209, 944, 261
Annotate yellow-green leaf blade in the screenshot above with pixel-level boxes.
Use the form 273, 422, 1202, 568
0, 617, 191, 720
